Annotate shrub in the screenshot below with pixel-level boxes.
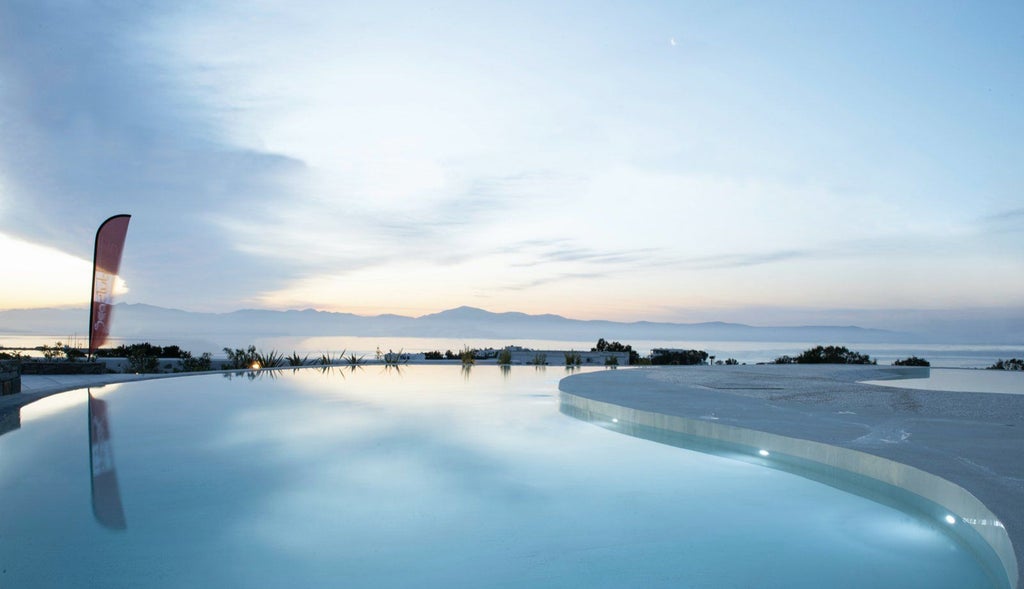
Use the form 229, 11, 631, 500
724, 358, 739, 365
497, 349, 513, 365
564, 351, 582, 366
530, 353, 547, 366
223, 346, 259, 369
126, 349, 160, 373
424, 350, 444, 360
651, 349, 708, 365
893, 356, 930, 367
459, 347, 476, 365
989, 358, 1024, 371
180, 351, 213, 372
40, 342, 64, 360
592, 339, 640, 364
775, 345, 875, 365
97, 343, 187, 359
604, 355, 619, 366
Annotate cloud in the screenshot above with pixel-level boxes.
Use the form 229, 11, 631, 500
979, 207, 1024, 233
211, 167, 565, 283
672, 249, 814, 270
0, 1, 304, 309
499, 271, 607, 291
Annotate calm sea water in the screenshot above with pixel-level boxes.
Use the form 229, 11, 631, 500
3, 333, 1021, 369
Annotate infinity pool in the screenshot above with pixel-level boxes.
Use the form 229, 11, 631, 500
0, 366, 1003, 587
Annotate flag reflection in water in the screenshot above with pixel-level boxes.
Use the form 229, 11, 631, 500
88, 391, 126, 530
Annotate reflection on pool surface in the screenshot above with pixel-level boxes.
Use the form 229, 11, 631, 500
0, 366, 1004, 588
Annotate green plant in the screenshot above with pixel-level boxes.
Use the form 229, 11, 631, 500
424, 350, 444, 360
893, 356, 930, 367
126, 349, 160, 373
651, 349, 708, 365
40, 341, 64, 360
254, 350, 285, 369
383, 349, 407, 365
97, 343, 187, 359
530, 353, 547, 366
497, 349, 513, 365
989, 358, 1024, 371
775, 345, 875, 365
223, 346, 259, 369
318, 351, 345, 366
563, 351, 581, 366
591, 339, 640, 364
180, 351, 213, 372
604, 355, 619, 366
345, 353, 365, 365
459, 346, 476, 365
287, 352, 309, 367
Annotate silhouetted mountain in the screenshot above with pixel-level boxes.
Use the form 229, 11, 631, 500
0, 303, 924, 344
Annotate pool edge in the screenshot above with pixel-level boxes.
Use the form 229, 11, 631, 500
558, 387, 1019, 589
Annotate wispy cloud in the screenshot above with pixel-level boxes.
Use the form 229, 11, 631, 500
671, 249, 815, 270
499, 271, 607, 291
502, 240, 661, 268
979, 207, 1024, 233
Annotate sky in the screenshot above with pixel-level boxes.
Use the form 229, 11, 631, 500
1, 1, 1022, 332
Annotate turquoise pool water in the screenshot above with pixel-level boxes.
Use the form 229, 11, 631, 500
0, 366, 1003, 587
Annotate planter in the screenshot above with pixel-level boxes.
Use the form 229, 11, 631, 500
1, 360, 20, 396
19, 362, 106, 376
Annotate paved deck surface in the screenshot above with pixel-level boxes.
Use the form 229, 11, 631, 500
560, 365, 1024, 588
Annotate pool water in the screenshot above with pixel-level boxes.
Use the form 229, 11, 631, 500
0, 366, 1003, 587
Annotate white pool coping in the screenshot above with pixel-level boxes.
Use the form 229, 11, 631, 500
559, 365, 1022, 589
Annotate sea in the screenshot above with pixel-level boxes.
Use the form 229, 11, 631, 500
2, 333, 1021, 369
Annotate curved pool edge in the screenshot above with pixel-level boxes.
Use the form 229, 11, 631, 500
559, 366, 1021, 589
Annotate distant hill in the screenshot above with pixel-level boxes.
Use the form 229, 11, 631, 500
0, 303, 916, 344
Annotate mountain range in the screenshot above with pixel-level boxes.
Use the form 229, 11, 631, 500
0, 303, 928, 344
